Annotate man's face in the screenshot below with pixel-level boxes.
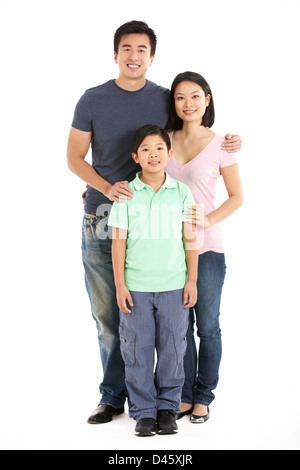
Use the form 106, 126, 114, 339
114, 34, 155, 82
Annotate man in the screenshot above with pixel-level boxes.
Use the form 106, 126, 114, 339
67, 20, 241, 425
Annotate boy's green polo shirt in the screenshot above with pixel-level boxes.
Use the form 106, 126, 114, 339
108, 172, 195, 293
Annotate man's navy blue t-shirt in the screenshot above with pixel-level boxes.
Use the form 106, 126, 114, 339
71, 79, 170, 214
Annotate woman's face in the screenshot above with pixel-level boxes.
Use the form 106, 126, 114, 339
174, 80, 210, 124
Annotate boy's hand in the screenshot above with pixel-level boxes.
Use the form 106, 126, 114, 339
183, 280, 198, 308
221, 134, 242, 153
117, 285, 134, 314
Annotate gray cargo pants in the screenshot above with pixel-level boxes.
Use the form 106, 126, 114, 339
119, 289, 189, 421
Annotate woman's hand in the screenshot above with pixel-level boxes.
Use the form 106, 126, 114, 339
185, 206, 212, 229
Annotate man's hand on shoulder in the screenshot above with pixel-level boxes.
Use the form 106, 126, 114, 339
106, 181, 134, 202
221, 134, 242, 153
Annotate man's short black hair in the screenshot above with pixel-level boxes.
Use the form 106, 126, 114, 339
114, 20, 157, 56
169, 71, 215, 130
132, 125, 171, 155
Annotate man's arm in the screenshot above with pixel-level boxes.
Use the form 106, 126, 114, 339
182, 222, 198, 308
67, 127, 133, 201
111, 227, 133, 314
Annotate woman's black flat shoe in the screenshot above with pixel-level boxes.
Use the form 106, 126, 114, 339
190, 407, 210, 423
177, 408, 193, 420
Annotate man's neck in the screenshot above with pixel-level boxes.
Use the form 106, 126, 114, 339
115, 76, 146, 92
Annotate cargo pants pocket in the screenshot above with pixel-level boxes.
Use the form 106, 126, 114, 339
119, 325, 136, 366
173, 331, 188, 365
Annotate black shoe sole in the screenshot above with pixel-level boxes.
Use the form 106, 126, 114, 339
157, 428, 178, 435
135, 431, 156, 437
190, 414, 210, 424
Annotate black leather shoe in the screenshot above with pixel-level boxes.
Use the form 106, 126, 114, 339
190, 407, 210, 424
135, 418, 157, 437
157, 410, 178, 434
87, 404, 125, 424
177, 408, 193, 420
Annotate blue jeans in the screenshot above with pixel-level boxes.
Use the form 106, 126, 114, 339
82, 213, 126, 408
119, 290, 189, 421
182, 251, 226, 407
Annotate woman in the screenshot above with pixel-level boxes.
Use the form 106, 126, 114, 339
166, 71, 243, 423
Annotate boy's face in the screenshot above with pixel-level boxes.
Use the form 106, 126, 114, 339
132, 135, 173, 174
114, 34, 155, 82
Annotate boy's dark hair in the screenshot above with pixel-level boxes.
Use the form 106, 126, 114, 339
169, 71, 215, 129
132, 125, 171, 154
114, 21, 157, 56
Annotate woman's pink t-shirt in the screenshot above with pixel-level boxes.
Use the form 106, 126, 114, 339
166, 132, 238, 255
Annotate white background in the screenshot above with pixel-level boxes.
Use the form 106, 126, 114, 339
0, 0, 300, 450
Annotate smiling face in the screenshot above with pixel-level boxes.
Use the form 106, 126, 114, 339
114, 33, 155, 85
174, 81, 211, 124
132, 134, 173, 174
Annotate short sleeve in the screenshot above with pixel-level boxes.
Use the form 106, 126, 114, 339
108, 200, 129, 230
181, 185, 195, 222
71, 92, 93, 132
219, 148, 239, 170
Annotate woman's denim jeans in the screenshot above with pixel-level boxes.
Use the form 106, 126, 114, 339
182, 251, 226, 407
82, 213, 126, 408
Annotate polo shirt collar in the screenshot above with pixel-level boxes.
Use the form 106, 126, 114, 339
133, 172, 177, 191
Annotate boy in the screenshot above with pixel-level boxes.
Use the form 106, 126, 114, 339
108, 125, 199, 437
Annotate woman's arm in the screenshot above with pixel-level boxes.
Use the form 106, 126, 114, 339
111, 227, 133, 314
186, 163, 243, 229
207, 163, 243, 227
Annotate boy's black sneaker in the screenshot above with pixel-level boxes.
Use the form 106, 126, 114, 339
157, 410, 178, 434
135, 418, 157, 437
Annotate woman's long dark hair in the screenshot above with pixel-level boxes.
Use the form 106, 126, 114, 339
169, 71, 215, 130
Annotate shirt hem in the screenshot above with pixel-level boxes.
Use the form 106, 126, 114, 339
198, 247, 225, 255
125, 282, 186, 293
